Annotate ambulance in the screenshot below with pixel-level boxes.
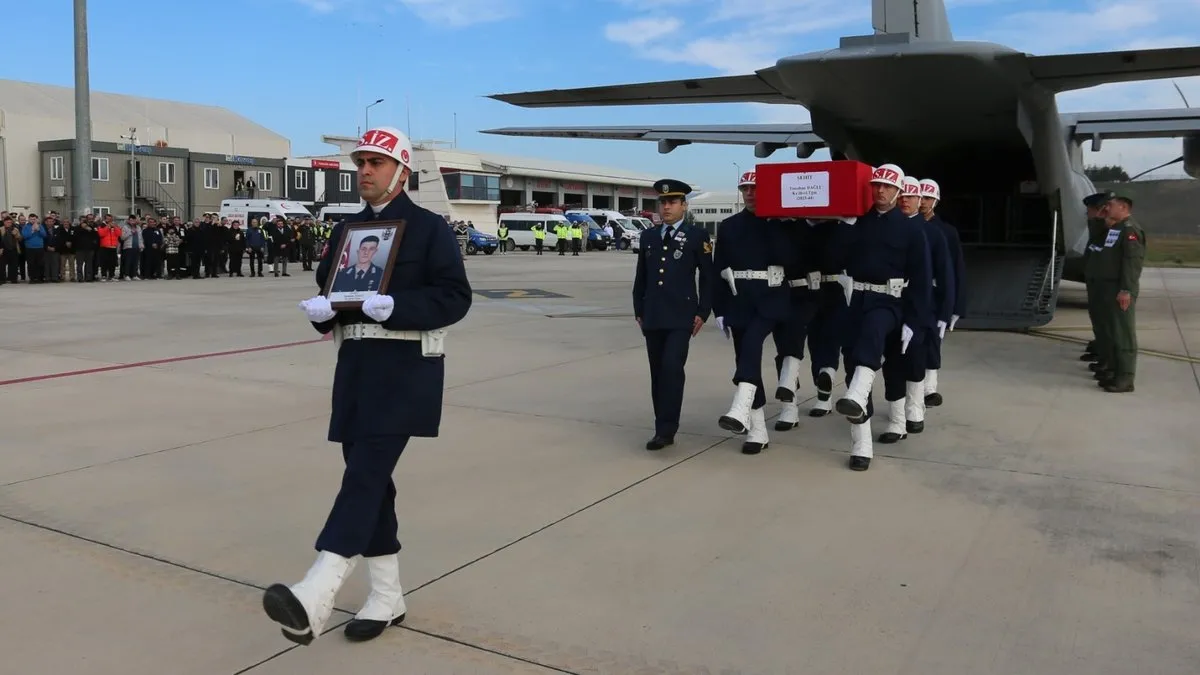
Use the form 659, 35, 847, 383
218, 199, 315, 224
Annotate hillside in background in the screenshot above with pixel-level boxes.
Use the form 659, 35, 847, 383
1095, 179, 1199, 237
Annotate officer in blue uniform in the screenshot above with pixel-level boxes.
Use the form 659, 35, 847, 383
712, 171, 795, 454
918, 179, 965, 407
877, 177, 954, 443
800, 217, 855, 418
834, 164, 933, 471
331, 234, 385, 293
633, 178, 715, 451
263, 126, 472, 646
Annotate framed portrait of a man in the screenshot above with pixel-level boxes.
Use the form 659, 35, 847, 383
322, 220, 406, 309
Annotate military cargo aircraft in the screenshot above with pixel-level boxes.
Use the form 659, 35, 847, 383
482, 0, 1200, 329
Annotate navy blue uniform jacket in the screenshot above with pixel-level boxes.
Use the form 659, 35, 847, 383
916, 215, 956, 327
711, 210, 795, 326
312, 192, 473, 441
846, 207, 933, 331
935, 216, 967, 318
633, 222, 715, 331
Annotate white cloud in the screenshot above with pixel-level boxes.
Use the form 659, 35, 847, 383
604, 17, 683, 47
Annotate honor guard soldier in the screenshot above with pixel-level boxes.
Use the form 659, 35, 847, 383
266, 125, 473, 646
881, 177, 954, 442
633, 178, 715, 450
917, 179, 965, 406
1090, 194, 1144, 393
798, 216, 855, 418
834, 164, 933, 470
1080, 191, 1115, 374
712, 171, 796, 453
769, 211, 817, 433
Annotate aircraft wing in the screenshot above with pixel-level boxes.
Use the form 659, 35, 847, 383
487, 73, 794, 107
479, 124, 823, 150
1064, 108, 1200, 141
1018, 46, 1200, 92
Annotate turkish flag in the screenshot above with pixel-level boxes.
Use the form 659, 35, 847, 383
338, 237, 352, 270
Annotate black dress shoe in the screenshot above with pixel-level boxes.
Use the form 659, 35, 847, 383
1079, 352, 1098, 362
1088, 362, 1105, 372
262, 584, 314, 646
848, 456, 871, 471
1103, 380, 1135, 393
344, 613, 405, 642
645, 435, 674, 451
924, 392, 943, 407
906, 420, 924, 434
878, 431, 906, 444
808, 408, 830, 417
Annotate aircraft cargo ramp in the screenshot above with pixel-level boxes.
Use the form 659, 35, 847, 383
957, 247, 1065, 331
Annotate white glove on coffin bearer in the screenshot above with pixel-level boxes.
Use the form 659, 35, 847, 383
937, 320, 947, 340
901, 324, 914, 354
715, 316, 731, 339
300, 296, 336, 323
362, 294, 395, 322
949, 314, 959, 331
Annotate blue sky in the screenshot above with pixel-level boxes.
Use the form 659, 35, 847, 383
2, 0, 1198, 191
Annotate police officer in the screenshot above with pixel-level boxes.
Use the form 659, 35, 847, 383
1081, 191, 1114, 373
633, 178, 715, 450
1090, 195, 1145, 393
497, 221, 509, 254
917, 179, 964, 407
533, 222, 545, 254
712, 171, 794, 453
883, 177, 954, 442
264, 125, 473, 646
834, 164, 933, 471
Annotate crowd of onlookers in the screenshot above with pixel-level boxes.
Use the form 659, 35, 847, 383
0, 210, 333, 284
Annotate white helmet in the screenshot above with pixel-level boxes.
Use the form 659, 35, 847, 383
869, 163, 904, 189
351, 126, 414, 198
918, 178, 941, 201
738, 171, 756, 187
900, 176, 922, 197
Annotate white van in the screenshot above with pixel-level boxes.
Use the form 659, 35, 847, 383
317, 204, 364, 222
497, 213, 563, 250
219, 199, 314, 225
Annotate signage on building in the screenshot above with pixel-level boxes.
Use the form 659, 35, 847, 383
561, 182, 585, 192
590, 184, 612, 193
617, 186, 634, 195
640, 188, 658, 197
225, 155, 256, 165
311, 159, 341, 169
527, 178, 554, 190
117, 144, 154, 155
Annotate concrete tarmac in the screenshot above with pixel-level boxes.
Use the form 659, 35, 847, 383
1, 253, 1198, 675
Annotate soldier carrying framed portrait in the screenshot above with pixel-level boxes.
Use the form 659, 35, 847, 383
321, 220, 406, 309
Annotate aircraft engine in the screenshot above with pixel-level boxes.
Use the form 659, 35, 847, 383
1183, 134, 1200, 178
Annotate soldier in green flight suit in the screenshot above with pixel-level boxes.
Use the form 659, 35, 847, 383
1088, 194, 1145, 393
1080, 191, 1114, 370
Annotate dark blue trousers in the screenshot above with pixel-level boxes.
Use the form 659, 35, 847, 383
842, 299, 902, 422
733, 316, 778, 409
927, 330, 943, 370
882, 327, 930, 401
315, 436, 408, 558
806, 289, 845, 384
771, 295, 817, 370
644, 328, 691, 438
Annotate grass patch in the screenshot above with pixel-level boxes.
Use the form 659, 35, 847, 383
1145, 235, 1200, 267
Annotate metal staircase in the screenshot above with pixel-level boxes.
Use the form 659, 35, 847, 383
127, 179, 187, 218
957, 247, 1065, 330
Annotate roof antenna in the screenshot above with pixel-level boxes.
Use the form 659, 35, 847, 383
912, 0, 920, 37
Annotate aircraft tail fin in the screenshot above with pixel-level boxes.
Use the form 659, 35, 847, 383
872, 0, 952, 41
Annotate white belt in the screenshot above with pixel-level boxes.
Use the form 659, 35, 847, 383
730, 265, 786, 286
333, 323, 446, 356
787, 271, 825, 289
850, 278, 908, 298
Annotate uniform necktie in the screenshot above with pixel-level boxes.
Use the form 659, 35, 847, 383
356, 270, 364, 280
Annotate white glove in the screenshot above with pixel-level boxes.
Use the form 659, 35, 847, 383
937, 320, 947, 340
949, 314, 959, 331
362, 294, 394, 322
715, 316, 731, 339
299, 296, 336, 323
901, 324, 914, 354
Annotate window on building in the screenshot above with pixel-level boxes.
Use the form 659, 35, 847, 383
92, 206, 110, 216
50, 156, 64, 181
339, 172, 352, 192
719, 208, 733, 214
158, 161, 175, 184
408, 172, 419, 191
442, 172, 499, 201
203, 167, 219, 190
257, 171, 272, 193
92, 157, 109, 181
164, 208, 177, 217
295, 170, 308, 190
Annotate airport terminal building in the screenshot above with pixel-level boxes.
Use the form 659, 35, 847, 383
299, 135, 666, 232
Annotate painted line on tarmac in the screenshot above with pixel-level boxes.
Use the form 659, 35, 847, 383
0, 334, 332, 387
1027, 330, 1200, 364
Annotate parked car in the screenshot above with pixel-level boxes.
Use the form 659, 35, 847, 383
466, 226, 499, 255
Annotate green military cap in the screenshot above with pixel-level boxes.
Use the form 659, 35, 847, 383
1110, 192, 1134, 207
1082, 191, 1114, 207
653, 178, 692, 199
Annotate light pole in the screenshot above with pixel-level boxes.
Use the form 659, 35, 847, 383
365, 98, 383, 130
72, 0, 93, 219
121, 127, 137, 218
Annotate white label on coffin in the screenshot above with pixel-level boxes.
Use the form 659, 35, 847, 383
780, 171, 830, 208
